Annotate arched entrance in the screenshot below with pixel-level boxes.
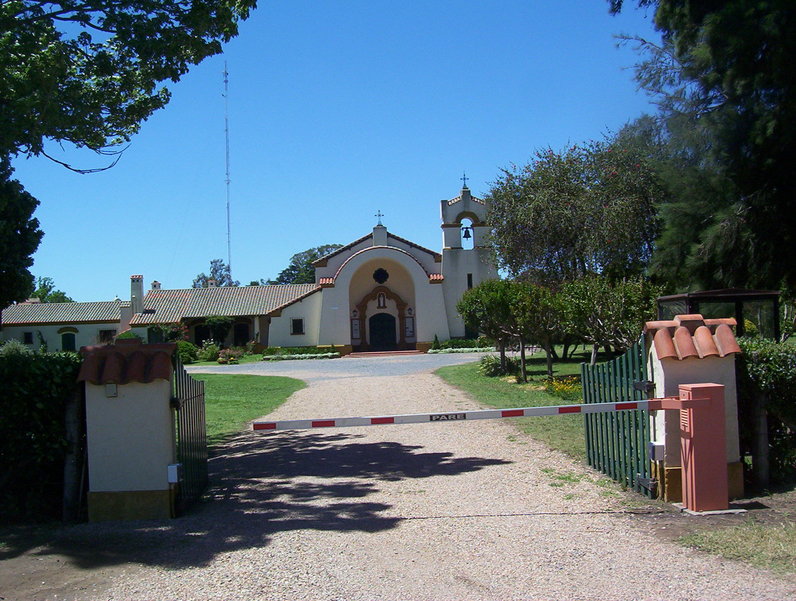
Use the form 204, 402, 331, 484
368, 313, 397, 351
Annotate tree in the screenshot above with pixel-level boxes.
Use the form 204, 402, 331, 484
486, 138, 662, 286
1, 1, 254, 311
32, 276, 73, 303
2, 0, 256, 162
204, 315, 233, 344
269, 245, 343, 284
512, 282, 563, 379
457, 279, 514, 371
561, 275, 660, 365
193, 259, 239, 288
0, 158, 43, 311
611, 1, 796, 292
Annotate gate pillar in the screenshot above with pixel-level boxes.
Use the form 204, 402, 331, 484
644, 315, 743, 502
677, 383, 729, 512
78, 340, 178, 521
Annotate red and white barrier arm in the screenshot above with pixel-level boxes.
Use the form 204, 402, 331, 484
252, 399, 674, 432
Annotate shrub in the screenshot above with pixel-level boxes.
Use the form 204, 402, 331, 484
432, 335, 441, 350
737, 338, 796, 485
205, 316, 233, 345
262, 346, 334, 356
478, 354, 519, 377
262, 352, 339, 361
198, 340, 221, 362
244, 340, 259, 355
217, 347, 244, 364
544, 376, 583, 402
0, 351, 82, 522
176, 340, 198, 364
0, 339, 33, 356
115, 330, 142, 340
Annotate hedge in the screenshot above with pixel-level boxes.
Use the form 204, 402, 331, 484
0, 349, 82, 522
736, 338, 796, 487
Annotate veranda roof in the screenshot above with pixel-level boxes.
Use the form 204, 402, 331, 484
1, 300, 125, 325
129, 284, 319, 325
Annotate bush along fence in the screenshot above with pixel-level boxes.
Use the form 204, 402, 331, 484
583, 314, 747, 503
77, 339, 207, 521
0, 348, 83, 523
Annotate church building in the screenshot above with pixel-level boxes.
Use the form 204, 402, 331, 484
1, 185, 498, 353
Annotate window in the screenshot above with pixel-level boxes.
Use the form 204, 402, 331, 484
99, 329, 116, 344
291, 318, 304, 335
23, 332, 33, 345
61, 332, 76, 352
467, 273, 473, 289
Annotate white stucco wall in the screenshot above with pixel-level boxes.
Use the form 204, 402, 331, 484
649, 351, 741, 466
268, 290, 323, 347
85, 380, 175, 492
317, 246, 450, 345
441, 247, 499, 338
1, 322, 121, 351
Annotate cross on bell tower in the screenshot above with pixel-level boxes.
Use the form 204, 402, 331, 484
460, 171, 469, 188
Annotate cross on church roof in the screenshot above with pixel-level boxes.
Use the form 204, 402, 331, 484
461, 171, 469, 188
375, 210, 384, 226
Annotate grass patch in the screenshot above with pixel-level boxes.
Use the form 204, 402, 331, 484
680, 520, 796, 575
192, 374, 305, 446
436, 358, 586, 461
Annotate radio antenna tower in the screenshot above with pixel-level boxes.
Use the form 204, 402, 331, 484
223, 61, 232, 275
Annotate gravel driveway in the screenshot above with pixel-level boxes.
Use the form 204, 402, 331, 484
5, 354, 795, 600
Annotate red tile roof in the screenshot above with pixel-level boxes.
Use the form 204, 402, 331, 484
644, 314, 741, 361
129, 284, 319, 325
311, 229, 441, 267
78, 339, 175, 385
1, 300, 125, 325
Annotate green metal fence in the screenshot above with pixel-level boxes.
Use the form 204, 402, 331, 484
172, 356, 208, 513
581, 337, 654, 497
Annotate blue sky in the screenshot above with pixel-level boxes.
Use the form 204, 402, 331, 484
12, 1, 660, 302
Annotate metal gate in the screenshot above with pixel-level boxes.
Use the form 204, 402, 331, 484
172, 356, 208, 512
581, 337, 653, 496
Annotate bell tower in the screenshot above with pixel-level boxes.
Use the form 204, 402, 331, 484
440, 178, 498, 337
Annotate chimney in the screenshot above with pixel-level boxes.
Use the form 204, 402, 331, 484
207, 278, 218, 288
130, 275, 144, 314
151, 280, 161, 290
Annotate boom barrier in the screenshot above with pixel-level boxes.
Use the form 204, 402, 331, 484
251, 398, 690, 432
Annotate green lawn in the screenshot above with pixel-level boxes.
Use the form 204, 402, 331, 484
191, 373, 305, 446
436, 350, 588, 460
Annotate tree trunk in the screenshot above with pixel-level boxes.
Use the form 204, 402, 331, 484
499, 341, 507, 372
752, 391, 770, 490
544, 343, 554, 378
519, 337, 527, 382
590, 343, 599, 366
62, 385, 85, 522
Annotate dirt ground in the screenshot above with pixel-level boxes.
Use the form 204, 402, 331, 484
2, 461, 793, 601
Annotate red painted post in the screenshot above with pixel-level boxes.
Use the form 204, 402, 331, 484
678, 383, 728, 512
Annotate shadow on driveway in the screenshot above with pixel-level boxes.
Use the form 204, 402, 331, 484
4, 431, 511, 572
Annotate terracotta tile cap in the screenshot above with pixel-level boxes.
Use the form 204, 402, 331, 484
673, 326, 699, 360
78, 340, 176, 385
693, 325, 720, 358
674, 314, 706, 334
714, 323, 742, 357
644, 319, 677, 333
652, 328, 678, 360
704, 317, 737, 331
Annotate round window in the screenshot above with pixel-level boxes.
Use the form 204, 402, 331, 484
373, 268, 389, 284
